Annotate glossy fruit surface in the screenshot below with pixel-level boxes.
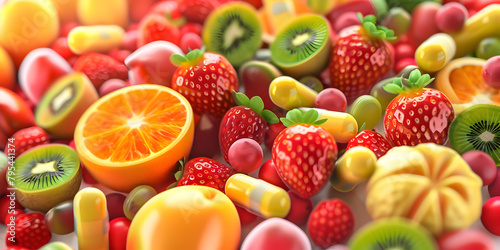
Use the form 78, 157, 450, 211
74, 84, 194, 192
127, 185, 240, 250
308, 199, 354, 248
481, 196, 500, 236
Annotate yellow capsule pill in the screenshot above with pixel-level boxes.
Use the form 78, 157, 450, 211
299, 108, 358, 143
73, 187, 109, 250
68, 25, 125, 55
225, 173, 291, 218
330, 146, 377, 192
77, 0, 128, 28
415, 33, 456, 72
451, 4, 500, 58
269, 76, 318, 110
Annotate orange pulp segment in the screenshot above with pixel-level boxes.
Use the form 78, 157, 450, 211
74, 84, 194, 192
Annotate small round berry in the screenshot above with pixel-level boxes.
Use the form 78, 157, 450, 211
308, 199, 354, 248
462, 151, 497, 186
258, 159, 289, 191
315, 88, 347, 112
179, 32, 203, 54
99, 79, 128, 97
435, 3, 468, 33
284, 191, 313, 226
228, 138, 263, 174
334, 12, 360, 33
489, 170, 500, 197
482, 56, 500, 89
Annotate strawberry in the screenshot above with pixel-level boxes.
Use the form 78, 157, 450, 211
346, 129, 392, 158
219, 93, 278, 164
137, 13, 182, 48
9, 212, 51, 250
272, 109, 338, 198
307, 199, 355, 248
170, 48, 239, 118
383, 69, 455, 146
4, 126, 49, 158
177, 0, 220, 24
73, 53, 128, 89
329, 14, 395, 103
50, 37, 77, 64
174, 157, 236, 193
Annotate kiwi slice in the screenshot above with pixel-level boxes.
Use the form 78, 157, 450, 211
270, 14, 331, 79
35, 72, 98, 139
13, 144, 82, 212
449, 104, 500, 166
349, 218, 437, 250
203, 2, 262, 68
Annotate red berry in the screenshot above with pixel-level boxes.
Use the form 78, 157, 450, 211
109, 217, 131, 250
0, 196, 24, 225
481, 197, 500, 236
4, 209, 24, 226
228, 138, 263, 174
284, 191, 313, 226
258, 159, 289, 191
314, 88, 347, 112
346, 130, 392, 159
13, 212, 52, 250
235, 205, 258, 226
106, 193, 127, 221
489, 170, 500, 197
73, 52, 128, 89
138, 13, 181, 48
4, 126, 49, 158
462, 151, 497, 186
308, 199, 355, 248
264, 120, 286, 150
99, 79, 128, 97
179, 32, 203, 54
436, 2, 468, 33
482, 55, 500, 89
437, 229, 496, 250
177, 157, 236, 193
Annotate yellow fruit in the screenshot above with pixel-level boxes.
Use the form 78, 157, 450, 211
48, 0, 78, 25
0, 45, 16, 90
366, 143, 482, 235
74, 84, 194, 192
77, 0, 128, 28
0, 0, 59, 67
127, 186, 241, 250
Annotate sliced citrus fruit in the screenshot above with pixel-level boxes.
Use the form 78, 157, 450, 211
74, 84, 194, 192
435, 57, 500, 114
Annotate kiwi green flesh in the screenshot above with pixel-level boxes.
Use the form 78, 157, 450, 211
204, 3, 262, 67
271, 14, 329, 65
13, 144, 80, 192
36, 79, 80, 126
349, 219, 437, 250
449, 104, 500, 166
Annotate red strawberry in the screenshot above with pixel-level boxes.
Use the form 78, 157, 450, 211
330, 14, 395, 103
4, 126, 49, 158
346, 130, 392, 158
73, 53, 128, 89
170, 48, 239, 118
272, 109, 338, 198
10, 212, 51, 250
175, 157, 236, 193
177, 0, 220, 24
138, 13, 182, 48
383, 69, 454, 146
219, 93, 278, 164
308, 199, 355, 248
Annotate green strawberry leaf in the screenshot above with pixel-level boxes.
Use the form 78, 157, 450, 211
358, 123, 366, 132
287, 109, 302, 124
383, 83, 403, 94
170, 53, 189, 66
234, 91, 250, 107
409, 69, 421, 83
280, 118, 295, 127
314, 118, 328, 125
303, 109, 318, 124
358, 13, 396, 41
249, 96, 264, 112
261, 110, 279, 124
405, 69, 434, 90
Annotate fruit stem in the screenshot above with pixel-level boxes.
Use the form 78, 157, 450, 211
357, 13, 396, 41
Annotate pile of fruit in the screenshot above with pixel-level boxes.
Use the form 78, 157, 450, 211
1, 0, 500, 249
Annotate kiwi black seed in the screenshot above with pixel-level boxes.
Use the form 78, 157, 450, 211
349, 218, 437, 250
449, 104, 500, 166
202, 2, 262, 68
13, 144, 82, 212
270, 14, 331, 79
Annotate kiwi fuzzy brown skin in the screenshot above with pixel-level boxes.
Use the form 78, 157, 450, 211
349, 218, 438, 249
13, 144, 82, 213
449, 104, 500, 166
203, 2, 262, 68
270, 14, 331, 79
35, 72, 99, 139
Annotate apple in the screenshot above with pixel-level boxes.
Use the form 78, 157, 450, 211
127, 185, 241, 250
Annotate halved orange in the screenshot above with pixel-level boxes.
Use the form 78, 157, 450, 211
74, 84, 194, 192
435, 57, 500, 114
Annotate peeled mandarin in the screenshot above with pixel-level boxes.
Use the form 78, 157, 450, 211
0, 0, 59, 67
